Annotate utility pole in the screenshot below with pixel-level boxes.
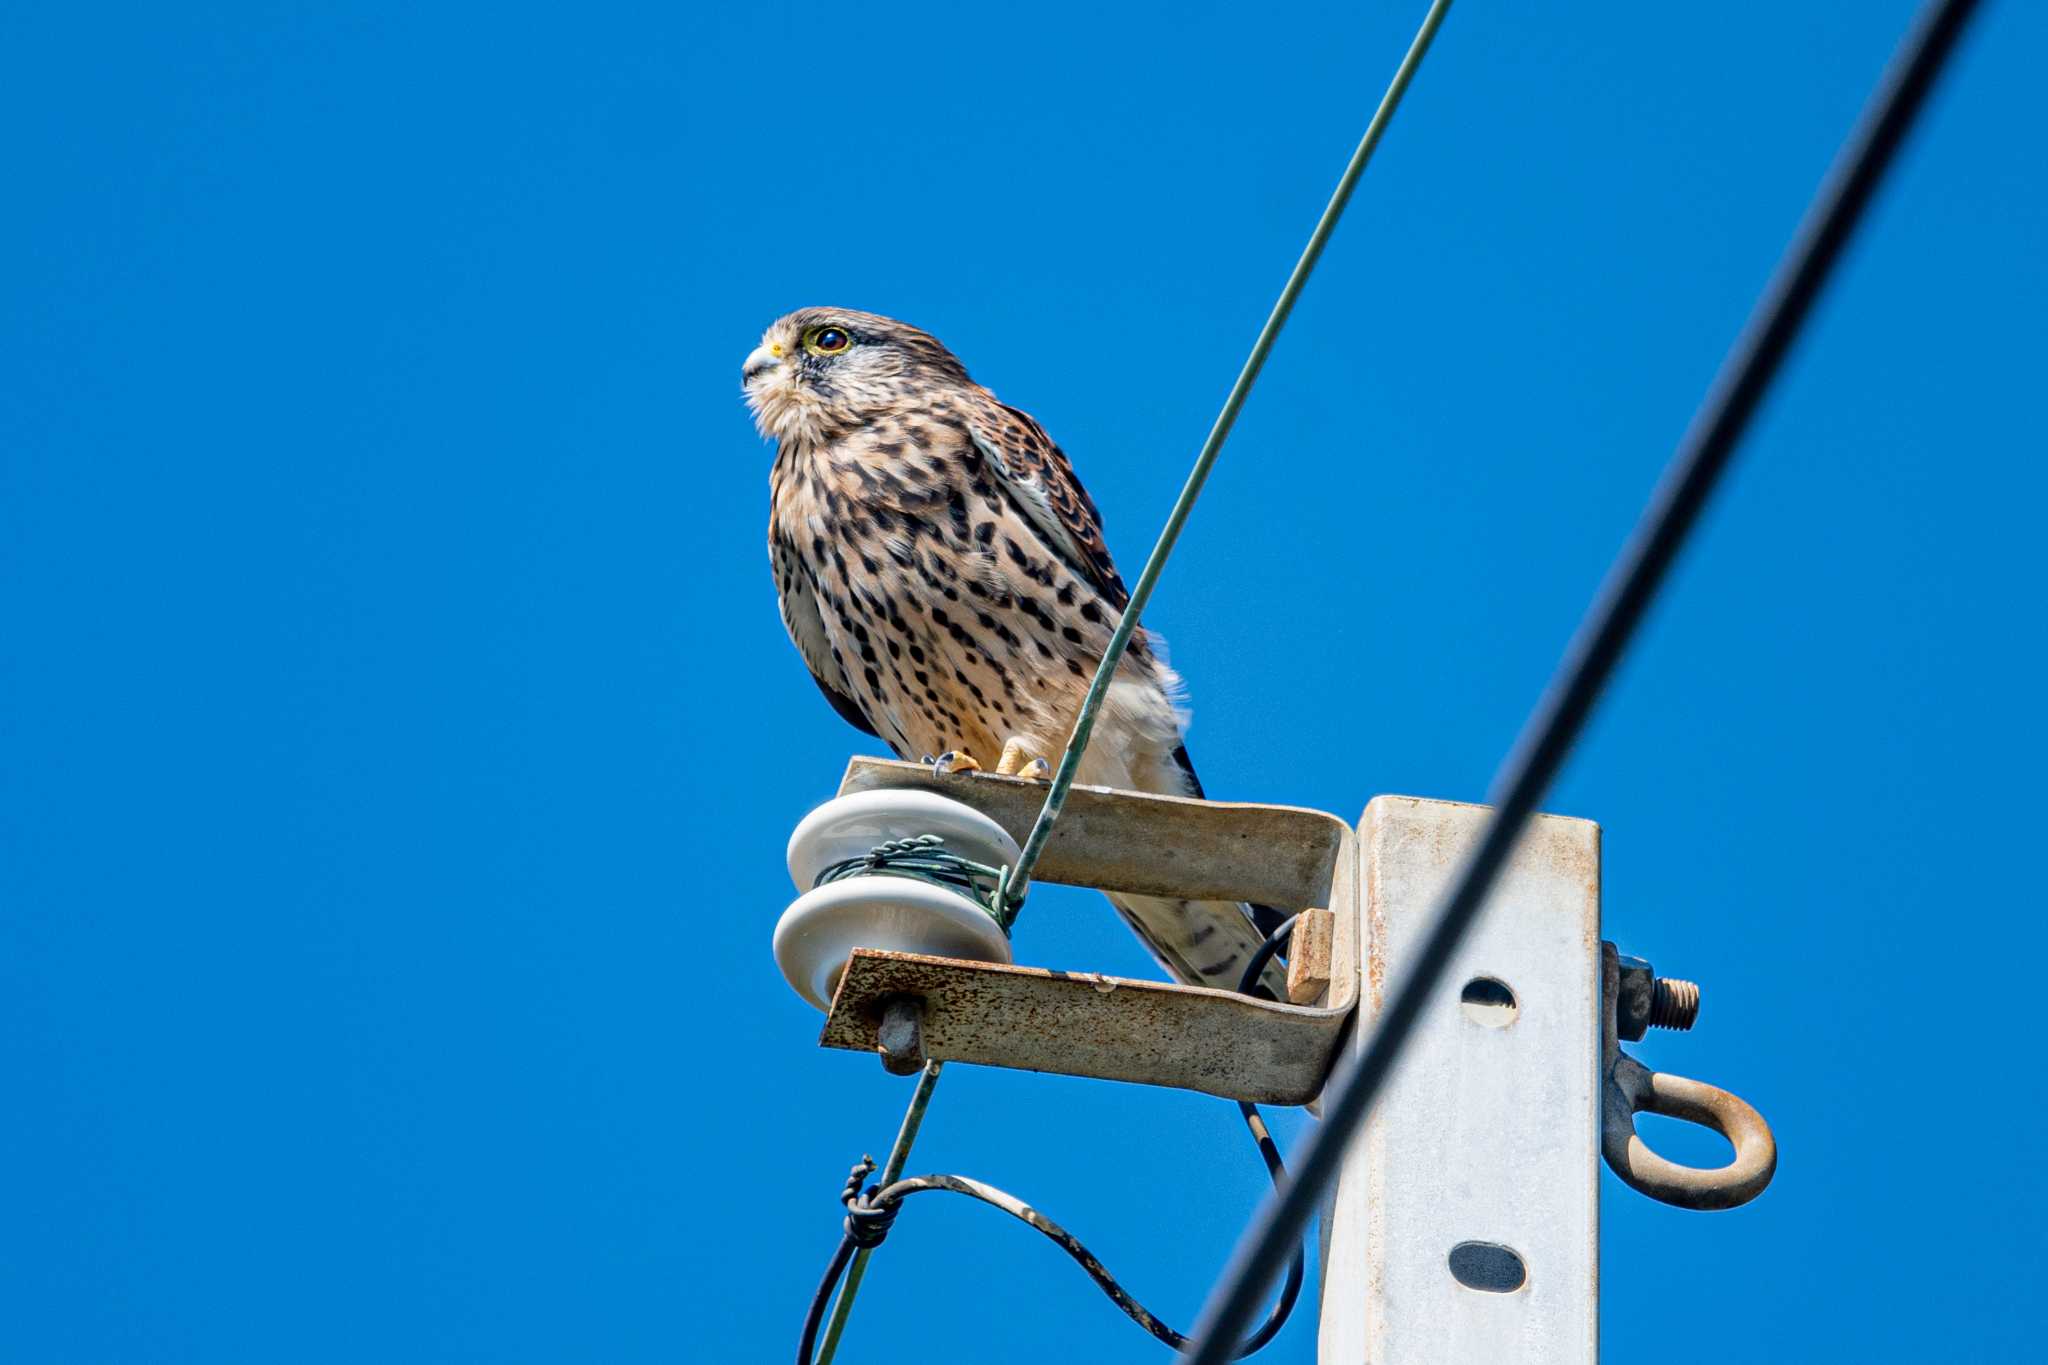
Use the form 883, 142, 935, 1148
1320, 797, 1601, 1362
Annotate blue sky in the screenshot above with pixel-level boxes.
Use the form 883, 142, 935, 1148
4, 2, 2042, 1360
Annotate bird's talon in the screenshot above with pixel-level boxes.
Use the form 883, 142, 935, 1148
996, 736, 1048, 778
932, 750, 982, 776
1020, 757, 1053, 781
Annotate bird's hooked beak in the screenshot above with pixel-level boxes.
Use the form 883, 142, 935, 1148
742, 340, 786, 387
743, 333, 826, 445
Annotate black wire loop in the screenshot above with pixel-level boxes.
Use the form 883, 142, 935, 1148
796, 916, 1308, 1362
842, 1181, 900, 1251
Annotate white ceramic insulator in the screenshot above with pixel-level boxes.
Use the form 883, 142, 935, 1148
775, 790, 1020, 1012
784, 789, 1021, 890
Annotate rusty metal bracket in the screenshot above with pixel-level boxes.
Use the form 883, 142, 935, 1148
1599, 942, 1777, 1210
815, 758, 1359, 1105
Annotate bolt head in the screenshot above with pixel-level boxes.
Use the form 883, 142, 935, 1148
1615, 954, 1656, 1041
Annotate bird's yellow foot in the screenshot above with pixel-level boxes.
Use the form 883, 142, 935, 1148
996, 737, 1052, 779
995, 736, 1056, 777
932, 749, 982, 776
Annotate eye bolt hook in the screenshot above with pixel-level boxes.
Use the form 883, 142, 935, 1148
1600, 941, 1777, 1211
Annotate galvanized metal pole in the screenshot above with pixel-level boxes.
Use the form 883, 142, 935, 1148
1319, 797, 1602, 1363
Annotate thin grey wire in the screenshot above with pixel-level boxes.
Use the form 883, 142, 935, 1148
1002, 0, 1457, 909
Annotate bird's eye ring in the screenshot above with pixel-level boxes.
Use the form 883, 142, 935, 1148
803, 325, 853, 357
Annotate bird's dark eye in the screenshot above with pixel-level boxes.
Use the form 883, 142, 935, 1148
804, 325, 852, 357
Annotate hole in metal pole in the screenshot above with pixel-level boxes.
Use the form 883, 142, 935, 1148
1458, 976, 1518, 1027
1447, 1241, 1527, 1293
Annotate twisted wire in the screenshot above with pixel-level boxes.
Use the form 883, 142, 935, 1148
812, 834, 1015, 929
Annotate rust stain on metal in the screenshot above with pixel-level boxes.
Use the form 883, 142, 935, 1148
1363, 803, 1389, 1005
821, 949, 1355, 1106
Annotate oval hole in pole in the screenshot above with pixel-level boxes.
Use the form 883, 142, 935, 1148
1458, 976, 1518, 1027
1447, 1240, 1527, 1293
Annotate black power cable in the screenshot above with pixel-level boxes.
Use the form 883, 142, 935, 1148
795, 917, 1309, 1363
1180, 2, 1986, 1358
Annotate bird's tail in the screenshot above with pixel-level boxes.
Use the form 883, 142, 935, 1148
1105, 891, 1292, 998
1067, 691, 1292, 996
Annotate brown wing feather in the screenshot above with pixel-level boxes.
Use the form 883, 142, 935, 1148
770, 510, 882, 742
967, 397, 1131, 612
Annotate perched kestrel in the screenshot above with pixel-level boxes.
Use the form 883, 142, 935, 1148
746, 308, 1283, 991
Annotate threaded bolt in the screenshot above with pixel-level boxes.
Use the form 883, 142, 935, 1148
1649, 977, 1701, 1031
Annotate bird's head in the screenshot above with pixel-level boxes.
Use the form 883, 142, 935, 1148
742, 307, 972, 447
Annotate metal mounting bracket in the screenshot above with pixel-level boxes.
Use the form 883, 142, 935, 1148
815, 757, 1359, 1106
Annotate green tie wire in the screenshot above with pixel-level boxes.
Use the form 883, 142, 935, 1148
812, 835, 1016, 930
1003, 0, 1456, 910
